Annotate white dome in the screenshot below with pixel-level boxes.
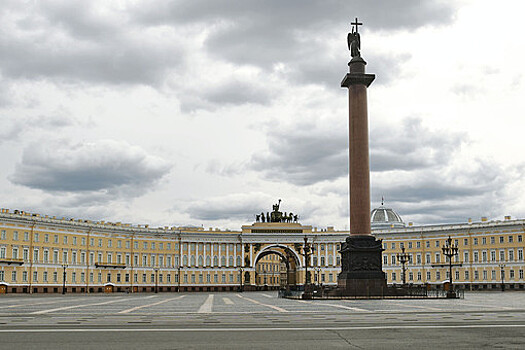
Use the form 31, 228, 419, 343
371, 206, 405, 229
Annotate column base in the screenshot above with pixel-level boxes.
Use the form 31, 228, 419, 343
337, 235, 387, 296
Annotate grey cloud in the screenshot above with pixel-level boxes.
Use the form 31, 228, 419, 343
250, 117, 463, 185
10, 139, 171, 193
0, 1, 184, 86
180, 79, 277, 112
185, 193, 274, 221
250, 121, 348, 186
0, 114, 77, 144
134, 0, 455, 87
185, 193, 320, 223
371, 159, 518, 224
370, 118, 466, 172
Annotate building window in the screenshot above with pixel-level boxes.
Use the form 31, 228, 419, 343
518, 235, 523, 243
509, 236, 514, 243
13, 231, 18, 241
483, 270, 487, 280
383, 256, 388, 265
107, 273, 111, 282
473, 238, 478, 245
482, 251, 487, 262
116, 274, 121, 282
151, 274, 155, 283
464, 271, 469, 280
435, 241, 439, 248
98, 273, 102, 283
159, 274, 163, 283
133, 274, 137, 283
408, 242, 412, 249
510, 269, 515, 279
518, 249, 523, 261
142, 274, 147, 283
408, 272, 413, 281
167, 274, 171, 283
492, 270, 496, 280
206, 274, 211, 283
435, 253, 440, 263
464, 252, 469, 263
473, 251, 479, 262
491, 251, 496, 261
464, 238, 468, 246
426, 271, 431, 281
455, 271, 459, 280
33, 271, 38, 282
0, 271, 4, 282
416, 241, 421, 248
520, 270, 524, 279
491, 237, 495, 244
426, 241, 430, 248
482, 237, 486, 245
12, 271, 17, 282
214, 274, 218, 283
24, 232, 29, 241
184, 274, 188, 283
500, 250, 505, 262
53, 272, 58, 282
391, 242, 396, 249
499, 236, 504, 243
417, 272, 421, 281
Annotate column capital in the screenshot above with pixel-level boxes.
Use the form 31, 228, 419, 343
341, 73, 375, 88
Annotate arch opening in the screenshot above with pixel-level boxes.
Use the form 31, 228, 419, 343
254, 245, 301, 289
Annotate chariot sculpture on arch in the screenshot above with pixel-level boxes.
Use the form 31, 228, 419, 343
254, 200, 300, 223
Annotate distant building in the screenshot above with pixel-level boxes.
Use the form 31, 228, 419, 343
0, 206, 524, 293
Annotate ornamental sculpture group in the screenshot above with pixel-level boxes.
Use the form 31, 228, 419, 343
255, 199, 299, 223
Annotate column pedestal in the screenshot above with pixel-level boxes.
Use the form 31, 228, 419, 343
338, 235, 386, 296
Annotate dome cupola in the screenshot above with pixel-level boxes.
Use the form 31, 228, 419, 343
370, 199, 405, 229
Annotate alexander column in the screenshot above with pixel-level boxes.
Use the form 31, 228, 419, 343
338, 18, 387, 296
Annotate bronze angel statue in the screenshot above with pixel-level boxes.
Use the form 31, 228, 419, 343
347, 27, 360, 58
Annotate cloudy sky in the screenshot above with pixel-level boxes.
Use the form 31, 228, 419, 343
1, 0, 525, 230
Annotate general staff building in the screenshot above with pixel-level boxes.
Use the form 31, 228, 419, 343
1, 205, 524, 294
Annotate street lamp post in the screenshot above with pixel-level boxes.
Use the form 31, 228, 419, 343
61, 264, 68, 295
177, 266, 181, 292
154, 267, 159, 293
396, 247, 409, 285
499, 263, 506, 292
442, 236, 459, 298
300, 236, 313, 299
238, 266, 243, 292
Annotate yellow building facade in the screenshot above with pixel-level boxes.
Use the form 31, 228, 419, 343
1, 206, 525, 293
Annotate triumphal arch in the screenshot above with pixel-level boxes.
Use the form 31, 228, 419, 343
240, 200, 345, 290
